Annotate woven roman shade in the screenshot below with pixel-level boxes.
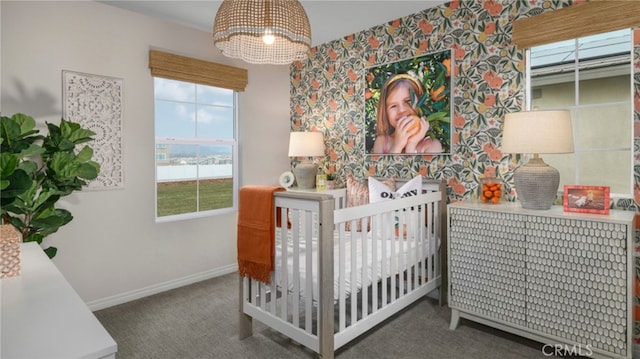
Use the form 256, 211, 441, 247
512, 1, 640, 49
148, 49, 248, 92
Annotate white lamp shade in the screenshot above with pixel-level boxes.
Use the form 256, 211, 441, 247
502, 110, 574, 154
288, 132, 325, 157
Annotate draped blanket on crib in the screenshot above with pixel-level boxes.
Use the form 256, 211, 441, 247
237, 185, 285, 283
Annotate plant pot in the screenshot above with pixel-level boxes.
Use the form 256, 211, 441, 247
0, 224, 21, 278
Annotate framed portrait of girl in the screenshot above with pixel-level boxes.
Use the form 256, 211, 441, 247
364, 49, 452, 155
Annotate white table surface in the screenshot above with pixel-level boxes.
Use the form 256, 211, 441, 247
1, 242, 117, 359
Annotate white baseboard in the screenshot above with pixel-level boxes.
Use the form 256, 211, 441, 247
87, 264, 238, 311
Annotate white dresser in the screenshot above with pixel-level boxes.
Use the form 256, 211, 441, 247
1, 242, 117, 359
448, 201, 635, 359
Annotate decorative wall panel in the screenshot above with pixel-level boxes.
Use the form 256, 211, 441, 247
63, 70, 124, 190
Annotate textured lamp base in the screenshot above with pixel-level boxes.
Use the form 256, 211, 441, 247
514, 157, 559, 210
294, 161, 318, 189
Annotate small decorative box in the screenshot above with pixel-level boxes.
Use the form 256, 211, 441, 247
1, 225, 21, 279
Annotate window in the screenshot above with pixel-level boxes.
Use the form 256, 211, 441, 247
154, 77, 238, 221
527, 29, 633, 196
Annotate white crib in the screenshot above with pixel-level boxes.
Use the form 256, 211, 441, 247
239, 179, 447, 359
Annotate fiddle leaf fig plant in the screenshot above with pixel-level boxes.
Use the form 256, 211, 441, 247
0, 113, 100, 259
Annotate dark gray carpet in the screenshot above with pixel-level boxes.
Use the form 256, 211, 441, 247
94, 273, 552, 358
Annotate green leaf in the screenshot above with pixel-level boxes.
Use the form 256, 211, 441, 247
60, 119, 96, 144
77, 161, 100, 180
31, 213, 69, 229
0, 168, 32, 197
1, 114, 42, 154
49, 152, 79, 178
76, 145, 93, 162
23, 233, 45, 245
30, 188, 59, 214
12, 113, 37, 134
19, 143, 46, 158
427, 111, 449, 123
0, 152, 19, 177
44, 246, 58, 259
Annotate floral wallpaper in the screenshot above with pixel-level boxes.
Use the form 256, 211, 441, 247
290, 0, 640, 348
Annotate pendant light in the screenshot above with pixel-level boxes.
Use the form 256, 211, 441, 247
213, 0, 312, 65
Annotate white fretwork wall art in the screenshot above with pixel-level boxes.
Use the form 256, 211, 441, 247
63, 70, 124, 190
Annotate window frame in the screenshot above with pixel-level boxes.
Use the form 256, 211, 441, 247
153, 78, 239, 223
525, 30, 634, 197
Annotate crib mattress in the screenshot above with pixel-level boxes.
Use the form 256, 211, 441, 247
274, 227, 437, 301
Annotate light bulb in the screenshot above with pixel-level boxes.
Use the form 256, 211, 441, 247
262, 28, 275, 45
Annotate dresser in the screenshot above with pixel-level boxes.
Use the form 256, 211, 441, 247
448, 201, 635, 359
1, 242, 117, 359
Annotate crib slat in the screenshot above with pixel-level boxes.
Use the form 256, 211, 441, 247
305, 212, 313, 334
371, 213, 379, 313
361, 220, 369, 319
280, 210, 291, 319
422, 205, 429, 283
292, 211, 301, 328
339, 223, 347, 331
412, 207, 419, 290
381, 212, 389, 306
427, 205, 441, 279
390, 212, 397, 302
398, 212, 405, 296
256, 280, 264, 310
430, 202, 436, 281
417, 206, 424, 288
350, 221, 358, 325
409, 210, 416, 290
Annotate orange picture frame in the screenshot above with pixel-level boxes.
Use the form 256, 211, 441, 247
563, 185, 610, 215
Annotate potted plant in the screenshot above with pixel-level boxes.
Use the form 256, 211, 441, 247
325, 173, 336, 189
0, 113, 100, 259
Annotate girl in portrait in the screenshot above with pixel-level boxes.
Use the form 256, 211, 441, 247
371, 73, 443, 154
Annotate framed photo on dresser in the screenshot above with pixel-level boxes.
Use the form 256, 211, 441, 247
563, 185, 610, 215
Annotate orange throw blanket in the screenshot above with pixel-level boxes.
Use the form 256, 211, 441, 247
237, 185, 285, 283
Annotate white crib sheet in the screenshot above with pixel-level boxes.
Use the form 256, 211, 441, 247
274, 227, 436, 301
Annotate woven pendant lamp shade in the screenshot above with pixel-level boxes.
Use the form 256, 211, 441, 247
213, 0, 311, 65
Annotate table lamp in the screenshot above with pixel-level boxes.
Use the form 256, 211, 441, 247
288, 132, 325, 189
502, 110, 574, 210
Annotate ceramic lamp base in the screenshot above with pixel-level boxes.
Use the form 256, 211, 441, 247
294, 161, 318, 189
514, 157, 559, 210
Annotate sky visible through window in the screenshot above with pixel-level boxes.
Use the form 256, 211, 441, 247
154, 78, 234, 141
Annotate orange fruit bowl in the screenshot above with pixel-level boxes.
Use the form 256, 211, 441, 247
479, 178, 502, 204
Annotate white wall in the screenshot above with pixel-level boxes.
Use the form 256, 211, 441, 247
1, 0, 291, 309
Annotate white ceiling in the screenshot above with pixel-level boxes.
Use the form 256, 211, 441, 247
98, 1, 447, 47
